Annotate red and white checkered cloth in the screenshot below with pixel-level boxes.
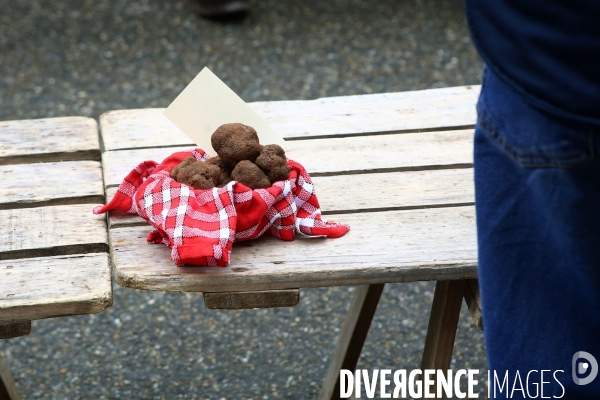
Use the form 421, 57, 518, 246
94, 149, 350, 266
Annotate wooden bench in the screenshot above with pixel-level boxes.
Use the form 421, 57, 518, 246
100, 85, 483, 399
0, 117, 113, 400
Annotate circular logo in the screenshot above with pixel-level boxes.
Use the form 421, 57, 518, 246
572, 351, 598, 385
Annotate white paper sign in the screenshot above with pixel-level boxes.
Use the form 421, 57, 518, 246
163, 67, 285, 156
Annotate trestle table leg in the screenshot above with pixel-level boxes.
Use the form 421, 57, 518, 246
463, 279, 483, 330
317, 284, 385, 400
420, 279, 466, 400
0, 353, 20, 400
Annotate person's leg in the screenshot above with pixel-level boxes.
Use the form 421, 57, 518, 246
474, 67, 600, 398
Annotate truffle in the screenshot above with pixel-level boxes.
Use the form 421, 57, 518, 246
211, 123, 262, 167
170, 156, 196, 181
206, 156, 233, 187
170, 156, 220, 190
231, 160, 271, 189
255, 144, 290, 182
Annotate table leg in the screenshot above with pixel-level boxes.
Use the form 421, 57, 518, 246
420, 279, 466, 400
463, 279, 483, 330
317, 284, 385, 400
0, 353, 20, 400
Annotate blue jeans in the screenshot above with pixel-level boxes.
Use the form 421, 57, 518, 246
474, 68, 600, 398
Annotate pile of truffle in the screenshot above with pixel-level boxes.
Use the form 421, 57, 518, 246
170, 123, 290, 190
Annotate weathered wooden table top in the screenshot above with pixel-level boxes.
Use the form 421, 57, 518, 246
101, 86, 480, 294
0, 117, 112, 333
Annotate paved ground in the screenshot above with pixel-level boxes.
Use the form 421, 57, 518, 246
0, 0, 485, 398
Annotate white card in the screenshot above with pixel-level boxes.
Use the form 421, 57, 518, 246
163, 67, 285, 156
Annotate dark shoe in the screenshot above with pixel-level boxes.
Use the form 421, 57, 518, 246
196, 0, 250, 18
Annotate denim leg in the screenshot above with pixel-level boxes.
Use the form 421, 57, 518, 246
474, 68, 600, 398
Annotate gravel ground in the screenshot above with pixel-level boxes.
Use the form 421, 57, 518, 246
0, 0, 485, 398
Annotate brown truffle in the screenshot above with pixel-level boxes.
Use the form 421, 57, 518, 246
216, 170, 233, 187
211, 123, 262, 167
231, 160, 271, 189
255, 144, 290, 182
171, 157, 220, 190
170, 156, 196, 180
206, 156, 233, 187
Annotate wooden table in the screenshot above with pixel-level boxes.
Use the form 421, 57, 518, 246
100, 85, 484, 399
0, 117, 113, 399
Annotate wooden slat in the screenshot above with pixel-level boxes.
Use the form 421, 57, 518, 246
105, 168, 475, 228
287, 130, 472, 175
101, 129, 474, 188
464, 278, 483, 330
0, 320, 31, 340
203, 289, 300, 309
0, 117, 100, 165
0, 253, 112, 322
109, 206, 477, 293
315, 169, 474, 212
100, 110, 193, 151
318, 284, 385, 400
0, 161, 104, 210
100, 86, 479, 151
102, 145, 190, 188
252, 85, 479, 139
0, 204, 108, 260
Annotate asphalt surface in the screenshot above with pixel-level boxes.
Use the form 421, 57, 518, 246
0, 0, 485, 398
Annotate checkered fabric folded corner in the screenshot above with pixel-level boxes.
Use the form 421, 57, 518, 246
93, 149, 350, 267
